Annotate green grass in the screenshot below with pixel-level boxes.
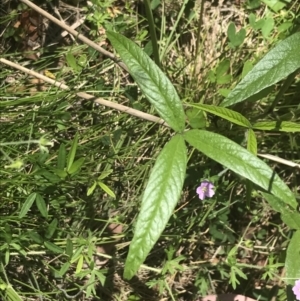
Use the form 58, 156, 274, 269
0, 0, 300, 300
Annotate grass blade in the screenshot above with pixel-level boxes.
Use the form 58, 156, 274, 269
67, 133, 79, 173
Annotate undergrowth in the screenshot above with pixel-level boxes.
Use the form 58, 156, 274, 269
0, 0, 299, 300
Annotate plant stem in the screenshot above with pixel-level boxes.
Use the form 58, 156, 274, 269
143, 0, 161, 68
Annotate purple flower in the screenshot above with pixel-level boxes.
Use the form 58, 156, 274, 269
196, 180, 215, 200
293, 279, 300, 300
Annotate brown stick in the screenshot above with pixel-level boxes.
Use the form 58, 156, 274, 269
0, 58, 168, 127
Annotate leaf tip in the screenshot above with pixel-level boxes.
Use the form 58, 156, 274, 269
123, 266, 134, 280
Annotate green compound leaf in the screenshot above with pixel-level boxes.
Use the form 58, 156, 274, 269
285, 230, 300, 285
124, 135, 187, 279
184, 130, 297, 209
185, 103, 252, 128
221, 32, 300, 107
253, 121, 300, 132
107, 31, 185, 132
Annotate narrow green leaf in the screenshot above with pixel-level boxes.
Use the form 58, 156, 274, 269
45, 218, 58, 239
216, 59, 230, 76
78, 54, 87, 68
52, 168, 68, 179
242, 61, 253, 78
66, 238, 73, 257
85, 272, 96, 298
37, 169, 61, 183
253, 121, 300, 132
19, 193, 36, 218
67, 133, 79, 172
66, 52, 80, 72
5, 250, 9, 266
98, 169, 113, 180
35, 193, 48, 218
278, 21, 293, 33
106, 31, 185, 132
262, 192, 299, 229
10, 243, 26, 256
4, 224, 12, 244
221, 32, 300, 107
261, 192, 290, 213
58, 262, 71, 277
184, 130, 297, 208
44, 241, 64, 254
71, 246, 84, 263
124, 135, 187, 279
94, 270, 106, 286
68, 157, 85, 175
98, 181, 116, 198
216, 59, 232, 84
185, 103, 252, 128
87, 181, 97, 196
57, 143, 66, 169
247, 129, 257, 155
28, 231, 43, 244
5, 285, 23, 301
285, 230, 300, 285
76, 255, 84, 274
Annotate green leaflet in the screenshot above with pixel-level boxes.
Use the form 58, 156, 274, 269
124, 135, 187, 279
285, 230, 300, 285
185, 103, 252, 128
184, 129, 297, 209
253, 121, 300, 132
221, 32, 300, 107
107, 31, 186, 132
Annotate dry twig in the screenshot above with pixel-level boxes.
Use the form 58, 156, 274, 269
0, 58, 168, 127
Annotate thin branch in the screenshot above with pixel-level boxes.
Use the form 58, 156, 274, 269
0, 58, 168, 127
